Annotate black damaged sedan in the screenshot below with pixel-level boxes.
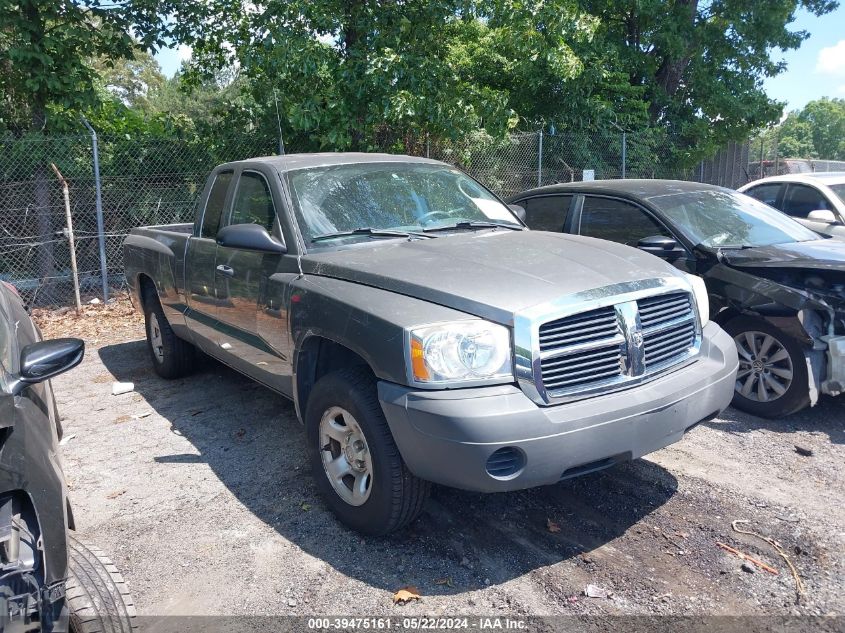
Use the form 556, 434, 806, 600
509, 180, 845, 418
0, 282, 136, 632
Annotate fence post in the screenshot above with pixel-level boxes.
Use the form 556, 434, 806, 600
537, 128, 543, 187
50, 163, 82, 313
82, 117, 109, 302
621, 131, 627, 179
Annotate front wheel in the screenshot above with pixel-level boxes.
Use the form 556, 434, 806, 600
723, 316, 810, 418
305, 368, 430, 535
65, 534, 137, 633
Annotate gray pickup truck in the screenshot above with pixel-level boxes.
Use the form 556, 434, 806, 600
124, 153, 738, 535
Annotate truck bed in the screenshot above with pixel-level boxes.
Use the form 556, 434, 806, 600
123, 224, 194, 306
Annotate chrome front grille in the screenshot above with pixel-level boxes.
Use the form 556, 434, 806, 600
514, 278, 702, 406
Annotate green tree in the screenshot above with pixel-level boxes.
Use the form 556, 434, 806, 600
798, 97, 845, 160
92, 48, 166, 112
580, 0, 839, 156
170, 0, 594, 149
0, 0, 171, 296
757, 98, 845, 160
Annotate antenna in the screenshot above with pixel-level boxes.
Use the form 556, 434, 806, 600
273, 88, 286, 155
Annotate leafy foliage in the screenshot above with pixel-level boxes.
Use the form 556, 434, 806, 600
0, 0, 173, 134
757, 98, 845, 160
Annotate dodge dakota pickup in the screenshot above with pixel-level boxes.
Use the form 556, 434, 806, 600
124, 153, 738, 535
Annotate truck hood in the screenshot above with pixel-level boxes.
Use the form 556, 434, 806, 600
302, 230, 682, 324
719, 239, 845, 272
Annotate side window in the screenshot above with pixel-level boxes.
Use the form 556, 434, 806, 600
579, 197, 671, 247
520, 195, 572, 232
228, 172, 277, 232
200, 171, 233, 238
745, 183, 782, 209
782, 184, 830, 218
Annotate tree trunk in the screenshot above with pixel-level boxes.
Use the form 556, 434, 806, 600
646, 0, 698, 122
342, 0, 367, 150
32, 109, 57, 304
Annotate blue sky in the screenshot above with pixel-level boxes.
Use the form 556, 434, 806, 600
763, 4, 845, 114
154, 5, 845, 115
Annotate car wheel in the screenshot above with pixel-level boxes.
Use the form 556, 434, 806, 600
723, 316, 810, 417
65, 534, 137, 633
305, 367, 430, 535
143, 288, 194, 379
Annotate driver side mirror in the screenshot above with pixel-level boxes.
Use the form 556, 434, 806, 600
217, 224, 286, 254
10, 338, 84, 396
508, 204, 527, 223
637, 235, 682, 258
807, 209, 839, 224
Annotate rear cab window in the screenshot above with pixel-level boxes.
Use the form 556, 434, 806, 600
200, 171, 234, 238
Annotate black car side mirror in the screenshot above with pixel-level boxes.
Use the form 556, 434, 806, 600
10, 338, 84, 396
508, 204, 527, 223
638, 235, 679, 256
217, 224, 287, 254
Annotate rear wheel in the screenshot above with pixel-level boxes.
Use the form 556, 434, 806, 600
723, 316, 810, 417
66, 534, 137, 633
305, 367, 430, 535
142, 287, 194, 379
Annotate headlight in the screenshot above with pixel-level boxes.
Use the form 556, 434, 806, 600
407, 321, 513, 385
685, 273, 710, 326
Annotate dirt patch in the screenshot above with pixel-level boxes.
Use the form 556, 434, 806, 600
32, 292, 144, 345
41, 306, 844, 618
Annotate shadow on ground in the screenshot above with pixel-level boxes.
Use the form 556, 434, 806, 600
99, 340, 679, 593
704, 394, 845, 445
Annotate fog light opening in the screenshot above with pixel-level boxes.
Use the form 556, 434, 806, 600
485, 446, 526, 480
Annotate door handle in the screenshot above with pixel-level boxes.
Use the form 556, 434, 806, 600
216, 264, 234, 277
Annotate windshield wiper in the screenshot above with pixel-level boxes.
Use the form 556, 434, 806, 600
311, 227, 434, 243
422, 221, 523, 233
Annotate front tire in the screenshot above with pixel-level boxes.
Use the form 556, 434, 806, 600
65, 535, 137, 633
143, 288, 194, 379
723, 316, 810, 417
305, 368, 430, 535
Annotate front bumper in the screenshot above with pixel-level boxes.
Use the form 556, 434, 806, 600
379, 322, 738, 492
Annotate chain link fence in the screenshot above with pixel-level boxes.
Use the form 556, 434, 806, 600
747, 136, 845, 179
1, 126, 752, 307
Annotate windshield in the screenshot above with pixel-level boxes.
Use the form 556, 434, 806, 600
830, 184, 845, 206
647, 189, 820, 248
286, 163, 520, 243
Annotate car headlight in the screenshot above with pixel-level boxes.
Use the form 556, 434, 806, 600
407, 321, 513, 385
685, 273, 709, 326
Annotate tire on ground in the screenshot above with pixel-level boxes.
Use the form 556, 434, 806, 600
65, 534, 137, 633
305, 367, 430, 535
723, 315, 811, 418
142, 285, 194, 379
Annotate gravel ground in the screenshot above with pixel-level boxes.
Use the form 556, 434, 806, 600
43, 304, 844, 621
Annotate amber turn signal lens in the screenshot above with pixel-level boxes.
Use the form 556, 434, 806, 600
411, 337, 429, 381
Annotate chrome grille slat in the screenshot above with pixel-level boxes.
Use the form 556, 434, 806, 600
543, 358, 620, 381
542, 347, 620, 372
540, 321, 619, 345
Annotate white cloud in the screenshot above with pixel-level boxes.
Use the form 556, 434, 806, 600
816, 40, 845, 76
